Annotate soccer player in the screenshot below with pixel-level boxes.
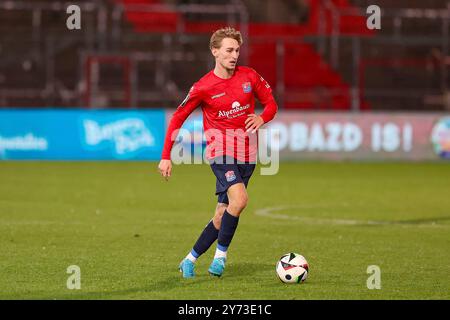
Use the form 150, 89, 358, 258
158, 27, 278, 278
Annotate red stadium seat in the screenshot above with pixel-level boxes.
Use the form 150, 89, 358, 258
117, 0, 374, 110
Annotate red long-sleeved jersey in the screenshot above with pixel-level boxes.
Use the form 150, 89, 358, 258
161, 66, 278, 162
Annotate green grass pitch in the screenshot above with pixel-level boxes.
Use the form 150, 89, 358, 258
0, 161, 449, 299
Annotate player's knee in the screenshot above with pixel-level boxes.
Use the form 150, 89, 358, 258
213, 204, 227, 229
213, 214, 222, 229
230, 193, 248, 212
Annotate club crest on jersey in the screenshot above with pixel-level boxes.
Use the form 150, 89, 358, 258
225, 170, 236, 182
242, 82, 252, 93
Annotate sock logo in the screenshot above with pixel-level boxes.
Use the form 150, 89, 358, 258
225, 170, 236, 182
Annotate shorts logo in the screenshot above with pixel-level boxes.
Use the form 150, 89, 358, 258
242, 82, 252, 93
225, 170, 236, 182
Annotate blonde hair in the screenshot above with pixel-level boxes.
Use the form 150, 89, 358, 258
209, 27, 243, 50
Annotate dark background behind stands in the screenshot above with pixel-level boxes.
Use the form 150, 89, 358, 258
0, 0, 448, 111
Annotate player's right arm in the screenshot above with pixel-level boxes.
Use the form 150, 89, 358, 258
158, 85, 203, 180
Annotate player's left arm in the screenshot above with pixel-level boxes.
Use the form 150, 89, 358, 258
245, 69, 278, 133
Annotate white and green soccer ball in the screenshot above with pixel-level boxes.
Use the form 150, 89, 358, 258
276, 253, 309, 284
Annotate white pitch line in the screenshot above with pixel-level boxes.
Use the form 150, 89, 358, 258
254, 205, 449, 228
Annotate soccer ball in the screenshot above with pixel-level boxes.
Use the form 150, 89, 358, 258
276, 253, 309, 284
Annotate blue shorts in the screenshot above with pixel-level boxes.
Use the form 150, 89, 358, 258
209, 156, 256, 204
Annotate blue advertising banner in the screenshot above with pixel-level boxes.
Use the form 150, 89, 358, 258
0, 109, 166, 160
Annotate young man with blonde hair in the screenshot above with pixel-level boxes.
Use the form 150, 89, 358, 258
158, 27, 278, 278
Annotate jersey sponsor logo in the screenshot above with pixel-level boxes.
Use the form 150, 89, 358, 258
242, 82, 252, 93
225, 170, 236, 182
211, 92, 226, 100
218, 101, 251, 119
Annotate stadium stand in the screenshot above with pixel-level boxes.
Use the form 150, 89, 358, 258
0, 0, 448, 111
